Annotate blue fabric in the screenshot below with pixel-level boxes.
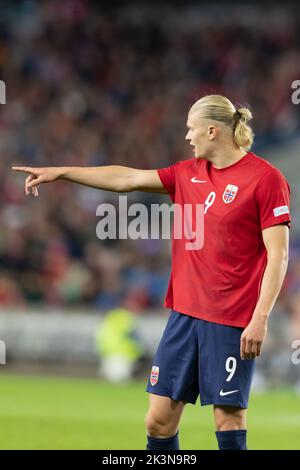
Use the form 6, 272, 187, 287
147, 431, 179, 450
146, 311, 255, 408
215, 429, 247, 450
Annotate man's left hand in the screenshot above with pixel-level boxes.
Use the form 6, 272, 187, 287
240, 316, 268, 360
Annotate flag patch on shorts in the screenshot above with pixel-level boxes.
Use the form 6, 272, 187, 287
273, 205, 289, 217
150, 366, 159, 386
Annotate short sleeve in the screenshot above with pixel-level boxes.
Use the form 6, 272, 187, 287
157, 164, 177, 201
255, 169, 291, 230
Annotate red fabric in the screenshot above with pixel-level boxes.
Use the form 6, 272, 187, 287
157, 152, 291, 328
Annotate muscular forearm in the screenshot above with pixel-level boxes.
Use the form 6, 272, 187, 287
253, 254, 288, 321
59, 166, 136, 192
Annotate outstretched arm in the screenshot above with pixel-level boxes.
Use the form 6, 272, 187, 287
12, 166, 167, 196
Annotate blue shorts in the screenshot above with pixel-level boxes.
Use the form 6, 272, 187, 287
146, 311, 256, 409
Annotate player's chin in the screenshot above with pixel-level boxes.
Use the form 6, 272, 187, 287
194, 151, 204, 159
192, 147, 200, 158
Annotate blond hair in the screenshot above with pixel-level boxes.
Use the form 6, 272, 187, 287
189, 95, 254, 151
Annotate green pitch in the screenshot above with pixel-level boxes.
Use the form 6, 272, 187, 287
0, 374, 299, 449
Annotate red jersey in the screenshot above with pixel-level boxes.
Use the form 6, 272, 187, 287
157, 152, 291, 328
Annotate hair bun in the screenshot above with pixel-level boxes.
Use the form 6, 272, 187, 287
235, 107, 252, 123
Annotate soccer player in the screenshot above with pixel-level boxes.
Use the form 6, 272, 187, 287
12, 95, 291, 450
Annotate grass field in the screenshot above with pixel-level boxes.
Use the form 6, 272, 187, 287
0, 373, 299, 450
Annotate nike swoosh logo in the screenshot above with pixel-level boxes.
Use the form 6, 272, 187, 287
191, 177, 206, 183
219, 389, 239, 396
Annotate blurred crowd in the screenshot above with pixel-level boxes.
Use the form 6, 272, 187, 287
0, 1, 300, 313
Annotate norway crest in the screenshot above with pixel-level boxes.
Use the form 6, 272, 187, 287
150, 366, 159, 386
222, 184, 238, 204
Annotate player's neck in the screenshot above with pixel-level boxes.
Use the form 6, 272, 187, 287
209, 147, 248, 170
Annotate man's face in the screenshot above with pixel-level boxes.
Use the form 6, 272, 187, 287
185, 114, 216, 158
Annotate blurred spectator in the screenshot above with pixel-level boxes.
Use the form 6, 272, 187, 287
95, 306, 144, 382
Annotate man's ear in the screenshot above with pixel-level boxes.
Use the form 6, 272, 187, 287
208, 126, 217, 140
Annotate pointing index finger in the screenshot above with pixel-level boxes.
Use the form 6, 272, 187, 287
12, 166, 33, 173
